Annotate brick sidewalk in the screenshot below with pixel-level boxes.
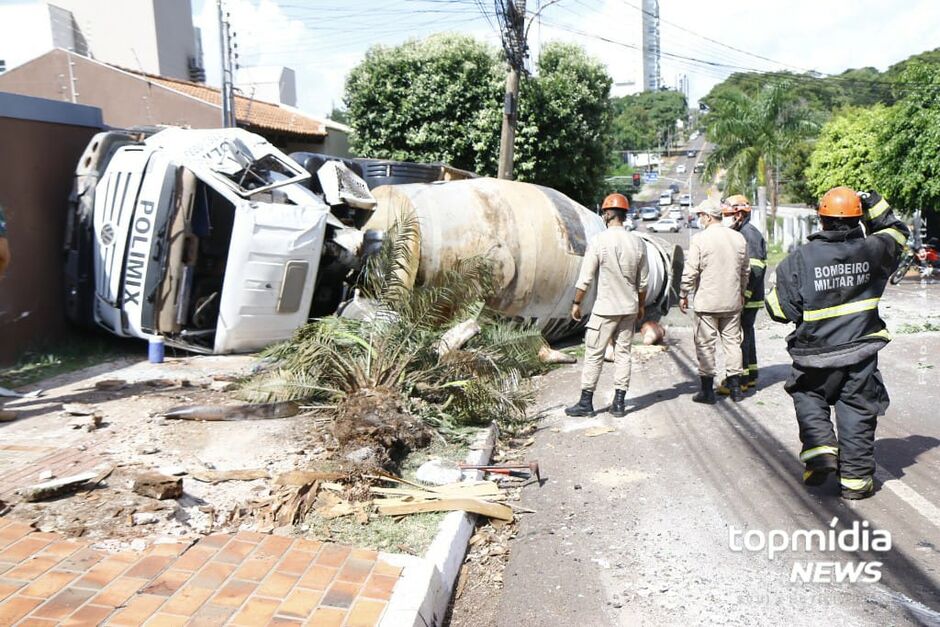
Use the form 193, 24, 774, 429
0, 517, 403, 626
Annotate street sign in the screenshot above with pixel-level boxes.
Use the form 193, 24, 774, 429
644, 172, 659, 183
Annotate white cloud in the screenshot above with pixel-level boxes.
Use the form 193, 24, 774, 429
193, 0, 939, 117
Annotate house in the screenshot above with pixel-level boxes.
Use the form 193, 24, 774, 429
0, 49, 349, 156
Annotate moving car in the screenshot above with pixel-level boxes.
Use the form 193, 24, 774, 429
667, 208, 686, 222
686, 149, 696, 158
676, 164, 687, 174
641, 207, 661, 221
624, 217, 637, 231
659, 191, 673, 207
649, 218, 681, 233
679, 193, 693, 207
693, 162, 705, 173
668, 183, 680, 193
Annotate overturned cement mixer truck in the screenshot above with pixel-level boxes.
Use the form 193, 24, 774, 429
361, 178, 682, 343
62, 126, 681, 354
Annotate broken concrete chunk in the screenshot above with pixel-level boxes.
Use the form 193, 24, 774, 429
415, 459, 463, 486
21, 471, 98, 502
137, 446, 160, 455
132, 472, 183, 500
132, 512, 160, 525
38, 470, 54, 481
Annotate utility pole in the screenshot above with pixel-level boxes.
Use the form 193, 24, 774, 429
217, 0, 237, 128
497, 0, 526, 180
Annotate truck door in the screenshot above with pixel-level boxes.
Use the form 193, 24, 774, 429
212, 202, 330, 353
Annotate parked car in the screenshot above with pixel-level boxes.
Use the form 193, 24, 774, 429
676, 164, 687, 174
668, 183, 680, 193
679, 193, 693, 206
641, 207, 661, 221
659, 191, 673, 207
649, 218, 681, 233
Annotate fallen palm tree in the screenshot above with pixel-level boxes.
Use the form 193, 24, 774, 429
244, 216, 546, 470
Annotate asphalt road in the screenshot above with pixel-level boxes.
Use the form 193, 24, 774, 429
457, 282, 940, 626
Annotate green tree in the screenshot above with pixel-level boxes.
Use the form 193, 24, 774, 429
804, 105, 889, 200
703, 82, 817, 234
515, 42, 613, 203
610, 90, 687, 151
344, 34, 503, 174
873, 62, 940, 213
344, 35, 613, 204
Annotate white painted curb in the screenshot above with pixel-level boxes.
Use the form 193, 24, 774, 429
379, 423, 499, 627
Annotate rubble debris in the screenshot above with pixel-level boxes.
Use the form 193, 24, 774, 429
371, 476, 513, 522
65, 405, 103, 431
38, 470, 54, 481
132, 512, 161, 525
0, 410, 17, 422
640, 320, 666, 345
158, 465, 187, 477
314, 491, 359, 520
273, 470, 346, 486
251, 481, 320, 529
191, 469, 270, 484
94, 379, 128, 391
538, 345, 578, 365
137, 446, 160, 455
209, 380, 239, 393
415, 459, 464, 486
21, 470, 100, 502
0, 386, 42, 398
161, 401, 298, 422
62, 403, 98, 416
132, 472, 183, 500
438, 319, 481, 357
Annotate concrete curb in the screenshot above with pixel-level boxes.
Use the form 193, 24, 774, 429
380, 422, 499, 627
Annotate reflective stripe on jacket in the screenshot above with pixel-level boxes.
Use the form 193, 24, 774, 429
765, 203, 909, 368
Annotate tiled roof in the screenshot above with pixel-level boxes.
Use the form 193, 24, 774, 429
137, 72, 326, 138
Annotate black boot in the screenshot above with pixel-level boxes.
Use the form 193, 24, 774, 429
610, 389, 627, 417
728, 375, 744, 403
692, 376, 716, 404
565, 389, 595, 417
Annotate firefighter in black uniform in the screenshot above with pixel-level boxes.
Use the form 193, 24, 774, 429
717, 194, 766, 395
766, 187, 908, 500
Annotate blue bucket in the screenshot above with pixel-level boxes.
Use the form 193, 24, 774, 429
148, 336, 165, 364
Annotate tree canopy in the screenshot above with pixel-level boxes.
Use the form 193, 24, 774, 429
873, 62, 940, 212
804, 105, 889, 200
344, 35, 613, 204
610, 90, 687, 151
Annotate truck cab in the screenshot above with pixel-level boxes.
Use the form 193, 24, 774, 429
64, 127, 366, 353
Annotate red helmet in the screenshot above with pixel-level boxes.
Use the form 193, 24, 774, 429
819, 186, 862, 218
602, 193, 630, 210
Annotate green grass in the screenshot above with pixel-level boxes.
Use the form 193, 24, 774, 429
0, 334, 139, 388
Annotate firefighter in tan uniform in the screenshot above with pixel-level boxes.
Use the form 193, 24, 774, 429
566, 194, 649, 418
679, 200, 749, 403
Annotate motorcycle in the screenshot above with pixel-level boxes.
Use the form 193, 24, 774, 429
891, 240, 940, 284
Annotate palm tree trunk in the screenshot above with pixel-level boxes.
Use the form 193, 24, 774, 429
767, 163, 778, 244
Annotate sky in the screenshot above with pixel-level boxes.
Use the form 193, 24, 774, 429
190, 0, 940, 118
5, 0, 934, 119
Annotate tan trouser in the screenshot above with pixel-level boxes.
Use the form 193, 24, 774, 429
693, 311, 743, 377
581, 314, 636, 391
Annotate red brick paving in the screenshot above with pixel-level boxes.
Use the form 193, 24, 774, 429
0, 516, 403, 625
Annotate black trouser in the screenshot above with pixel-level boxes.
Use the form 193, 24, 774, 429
741, 307, 758, 379
784, 354, 889, 479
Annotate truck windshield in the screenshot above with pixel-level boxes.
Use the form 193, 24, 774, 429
208, 138, 307, 197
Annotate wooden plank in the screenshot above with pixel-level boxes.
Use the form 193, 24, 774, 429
273, 470, 346, 486
376, 497, 513, 522
191, 469, 270, 484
